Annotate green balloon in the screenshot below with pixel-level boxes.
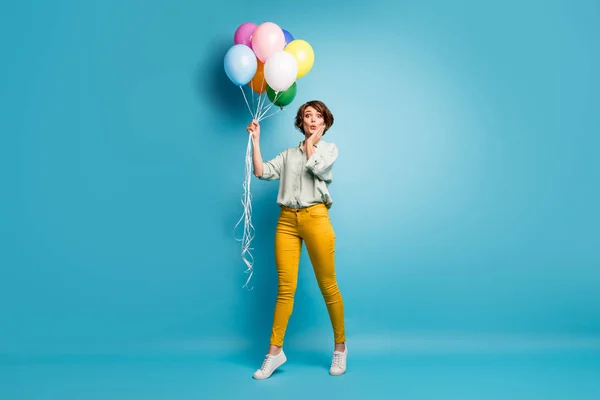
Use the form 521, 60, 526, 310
267, 82, 297, 108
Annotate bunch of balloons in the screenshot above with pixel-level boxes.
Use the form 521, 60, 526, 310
226, 22, 315, 289
224, 21, 315, 121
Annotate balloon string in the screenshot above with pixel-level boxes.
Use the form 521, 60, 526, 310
255, 93, 261, 119
254, 83, 266, 119
258, 69, 271, 118
234, 85, 285, 288
254, 92, 261, 119
233, 133, 256, 290
251, 84, 255, 116
257, 73, 267, 117
240, 86, 254, 119
258, 91, 267, 119
258, 91, 281, 121
260, 107, 282, 121
258, 93, 275, 120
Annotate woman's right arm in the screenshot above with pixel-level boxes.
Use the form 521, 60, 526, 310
246, 120, 284, 181
247, 120, 264, 178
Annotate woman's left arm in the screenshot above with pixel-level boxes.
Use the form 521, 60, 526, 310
305, 142, 339, 183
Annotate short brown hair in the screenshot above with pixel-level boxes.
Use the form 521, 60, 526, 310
294, 100, 334, 135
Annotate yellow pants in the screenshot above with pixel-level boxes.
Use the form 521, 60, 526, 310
270, 203, 346, 347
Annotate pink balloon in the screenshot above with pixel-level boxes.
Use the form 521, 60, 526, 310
234, 22, 257, 48
251, 22, 285, 62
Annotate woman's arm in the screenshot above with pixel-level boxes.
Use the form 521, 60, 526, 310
252, 139, 264, 178
247, 120, 264, 178
305, 141, 316, 161
247, 120, 283, 180
305, 142, 338, 184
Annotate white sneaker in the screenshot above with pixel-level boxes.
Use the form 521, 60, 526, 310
252, 350, 287, 379
329, 345, 347, 376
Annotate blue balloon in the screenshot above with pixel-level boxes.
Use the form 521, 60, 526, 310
282, 29, 294, 46
224, 44, 257, 86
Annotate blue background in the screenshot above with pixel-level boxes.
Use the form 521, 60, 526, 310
1, 0, 599, 398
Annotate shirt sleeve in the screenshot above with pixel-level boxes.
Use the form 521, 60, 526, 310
305, 142, 338, 184
259, 150, 285, 181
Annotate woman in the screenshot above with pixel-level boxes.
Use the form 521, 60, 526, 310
246, 100, 347, 379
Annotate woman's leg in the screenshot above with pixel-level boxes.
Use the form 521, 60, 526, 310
300, 206, 346, 347
269, 210, 302, 349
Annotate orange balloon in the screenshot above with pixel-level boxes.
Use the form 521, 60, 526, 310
249, 60, 267, 94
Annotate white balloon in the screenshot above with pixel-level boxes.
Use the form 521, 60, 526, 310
264, 51, 298, 92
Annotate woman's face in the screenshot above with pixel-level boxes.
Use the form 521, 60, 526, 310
302, 106, 324, 136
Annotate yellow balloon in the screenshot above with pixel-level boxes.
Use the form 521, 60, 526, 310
284, 40, 314, 79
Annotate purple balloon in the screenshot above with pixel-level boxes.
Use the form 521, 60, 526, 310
282, 29, 294, 46
234, 22, 258, 49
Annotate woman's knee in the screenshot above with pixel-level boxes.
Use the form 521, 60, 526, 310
319, 280, 340, 298
277, 280, 297, 298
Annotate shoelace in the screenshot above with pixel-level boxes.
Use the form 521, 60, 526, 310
260, 355, 273, 372
332, 352, 344, 368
